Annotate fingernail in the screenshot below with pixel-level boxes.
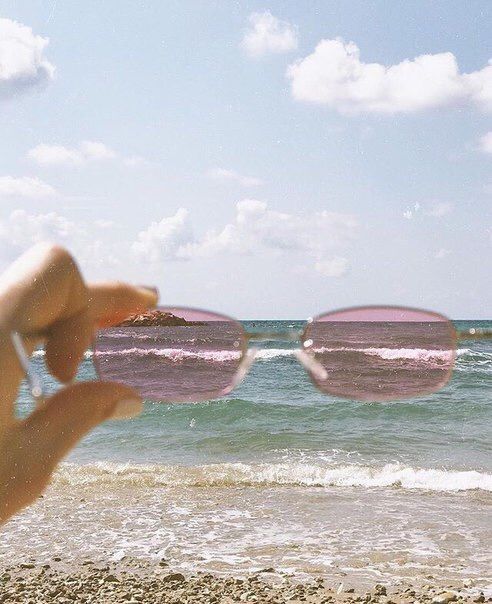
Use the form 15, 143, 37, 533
110, 398, 143, 420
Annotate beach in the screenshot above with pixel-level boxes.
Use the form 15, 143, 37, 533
1, 319, 491, 601
0, 561, 489, 603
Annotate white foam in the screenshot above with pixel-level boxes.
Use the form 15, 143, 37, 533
313, 346, 454, 363
255, 349, 296, 359
94, 348, 241, 362
33, 350, 93, 359
54, 461, 492, 492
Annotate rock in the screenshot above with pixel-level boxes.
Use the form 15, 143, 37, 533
117, 310, 205, 328
104, 574, 119, 583
19, 563, 35, 569
161, 573, 185, 584
374, 585, 387, 596
432, 593, 457, 604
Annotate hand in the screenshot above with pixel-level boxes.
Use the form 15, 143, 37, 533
0, 244, 158, 524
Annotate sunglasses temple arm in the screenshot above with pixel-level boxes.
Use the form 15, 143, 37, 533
10, 331, 45, 404
230, 348, 258, 390
456, 329, 492, 341
295, 350, 328, 381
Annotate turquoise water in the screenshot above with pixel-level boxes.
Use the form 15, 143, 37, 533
6, 319, 491, 586
18, 319, 492, 479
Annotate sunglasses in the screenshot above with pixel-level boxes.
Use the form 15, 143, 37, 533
81, 305, 490, 404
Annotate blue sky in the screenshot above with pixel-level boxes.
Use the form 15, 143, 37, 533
0, 0, 491, 318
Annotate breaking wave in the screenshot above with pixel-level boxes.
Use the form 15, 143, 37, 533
31, 346, 489, 369
54, 461, 492, 492
313, 347, 455, 362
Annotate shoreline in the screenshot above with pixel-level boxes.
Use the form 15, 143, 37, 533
0, 561, 489, 603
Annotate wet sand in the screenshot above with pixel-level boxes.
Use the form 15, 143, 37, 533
0, 560, 489, 603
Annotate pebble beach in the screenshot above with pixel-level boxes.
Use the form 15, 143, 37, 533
0, 561, 490, 604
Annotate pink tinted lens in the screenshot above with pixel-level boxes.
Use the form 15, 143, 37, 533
94, 307, 245, 402
303, 307, 456, 401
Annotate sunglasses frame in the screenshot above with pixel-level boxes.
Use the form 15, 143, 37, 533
299, 305, 459, 402
12, 305, 492, 405
94, 304, 464, 403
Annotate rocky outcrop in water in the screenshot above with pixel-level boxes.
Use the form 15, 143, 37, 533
117, 310, 205, 327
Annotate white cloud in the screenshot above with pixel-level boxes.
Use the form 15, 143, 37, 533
315, 257, 349, 277
181, 199, 357, 276
0, 176, 56, 198
131, 208, 194, 263
287, 38, 492, 114
478, 132, 492, 154
28, 141, 117, 167
0, 210, 120, 271
241, 11, 298, 58
184, 199, 356, 257
78, 141, 116, 161
130, 201, 356, 276
0, 18, 55, 99
0, 210, 75, 265
206, 167, 263, 187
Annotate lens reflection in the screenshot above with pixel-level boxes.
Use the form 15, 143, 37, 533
303, 307, 456, 401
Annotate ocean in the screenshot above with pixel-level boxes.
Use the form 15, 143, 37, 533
2, 319, 491, 589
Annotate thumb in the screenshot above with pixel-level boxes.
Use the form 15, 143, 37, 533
1, 382, 142, 521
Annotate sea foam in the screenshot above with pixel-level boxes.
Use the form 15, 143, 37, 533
54, 461, 492, 492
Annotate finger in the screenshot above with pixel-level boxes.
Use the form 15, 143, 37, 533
44, 309, 93, 383
44, 284, 158, 382
88, 282, 158, 327
0, 329, 26, 428
0, 381, 142, 524
0, 243, 87, 334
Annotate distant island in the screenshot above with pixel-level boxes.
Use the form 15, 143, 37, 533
117, 310, 206, 327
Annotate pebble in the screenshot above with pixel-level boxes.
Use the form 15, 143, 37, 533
0, 563, 486, 604
433, 593, 458, 604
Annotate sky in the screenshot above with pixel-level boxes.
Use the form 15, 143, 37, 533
0, 0, 491, 319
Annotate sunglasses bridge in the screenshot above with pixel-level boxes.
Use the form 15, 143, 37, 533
238, 329, 328, 384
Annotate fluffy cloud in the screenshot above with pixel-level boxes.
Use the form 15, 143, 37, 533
182, 199, 356, 276
241, 11, 297, 58
0, 176, 56, 198
0, 210, 120, 271
479, 132, 492, 154
131, 208, 194, 263
28, 141, 117, 167
131, 201, 356, 276
0, 209, 75, 266
287, 38, 492, 114
206, 167, 263, 187
0, 18, 55, 99
0, 203, 356, 278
